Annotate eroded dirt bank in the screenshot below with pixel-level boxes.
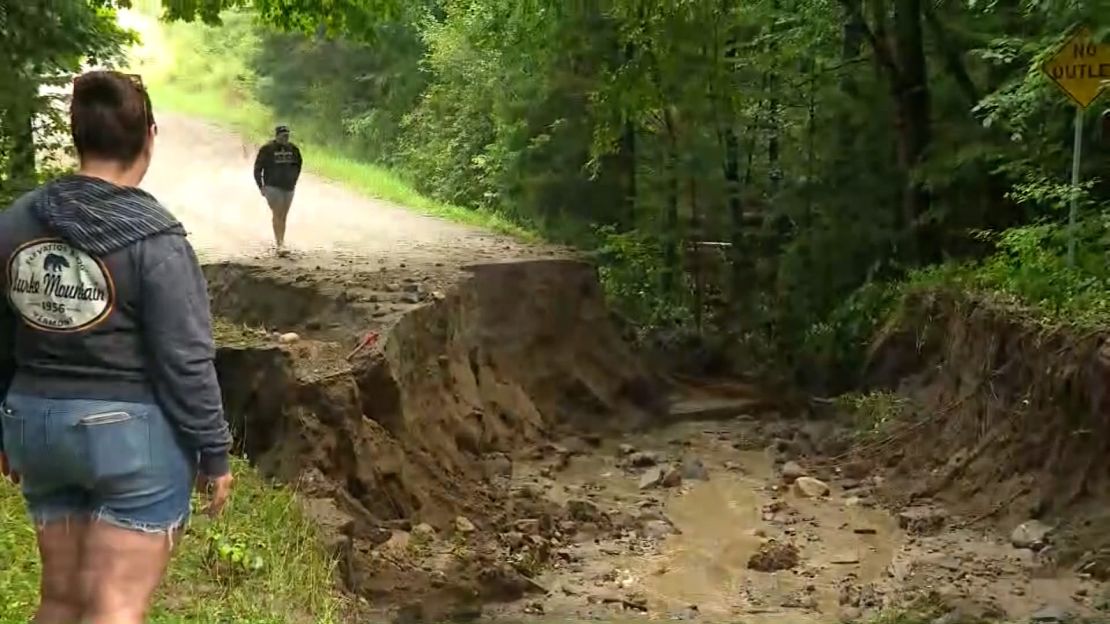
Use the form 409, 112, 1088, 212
858, 291, 1110, 590
205, 260, 1105, 624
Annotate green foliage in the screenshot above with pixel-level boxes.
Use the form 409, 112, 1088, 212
153, 0, 1110, 374
0, 459, 342, 623
595, 226, 694, 333
834, 390, 911, 438
0, 1, 135, 205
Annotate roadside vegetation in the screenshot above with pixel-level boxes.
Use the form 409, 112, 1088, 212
0, 459, 342, 624
122, 1, 1110, 391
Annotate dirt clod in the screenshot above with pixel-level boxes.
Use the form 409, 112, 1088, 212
898, 505, 948, 536
782, 460, 808, 482
680, 457, 709, 481
747, 540, 800, 572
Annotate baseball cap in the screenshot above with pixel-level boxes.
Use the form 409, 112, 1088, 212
275, 124, 290, 135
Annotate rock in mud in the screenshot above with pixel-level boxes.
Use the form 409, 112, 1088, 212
1030, 606, 1071, 622
781, 461, 808, 482
617, 443, 637, 456
278, 332, 300, 344
639, 465, 676, 489
898, 505, 947, 536
476, 565, 544, 601
501, 531, 525, 548
455, 516, 477, 534
680, 457, 710, 481
641, 520, 677, 539
412, 523, 437, 541
481, 453, 512, 479
1011, 519, 1053, 550
301, 497, 354, 555
793, 476, 830, 498
628, 451, 660, 467
567, 499, 605, 524
747, 540, 800, 572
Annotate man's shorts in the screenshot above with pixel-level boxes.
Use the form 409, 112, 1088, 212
263, 186, 295, 215
1, 394, 196, 533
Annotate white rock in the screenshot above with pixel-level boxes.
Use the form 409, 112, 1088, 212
455, 516, 477, 534
793, 476, 831, 498
278, 332, 300, 344
1011, 519, 1053, 550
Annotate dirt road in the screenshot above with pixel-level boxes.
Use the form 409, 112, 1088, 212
141, 114, 551, 267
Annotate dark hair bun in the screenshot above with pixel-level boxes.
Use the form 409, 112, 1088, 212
73, 74, 127, 106
70, 71, 155, 164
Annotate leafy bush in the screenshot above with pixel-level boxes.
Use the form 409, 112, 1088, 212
595, 225, 694, 334
0, 458, 342, 624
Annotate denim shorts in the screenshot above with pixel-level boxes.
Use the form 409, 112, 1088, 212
0, 393, 196, 533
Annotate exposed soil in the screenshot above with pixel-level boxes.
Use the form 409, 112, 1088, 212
205, 263, 1106, 624
148, 116, 1107, 623
860, 291, 1110, 582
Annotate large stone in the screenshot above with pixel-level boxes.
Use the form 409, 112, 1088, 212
567, 499, 605, 523
793, 476, 831, 498
1011, 520, 1053, 550
639, 465, 682, 489
681, 457, 710, 481
1029, 605, 1071, 622
628, 451, 660, 467
455, 516, 477, 534
747, 540, 800, 572
898, 506, 948, 536
412, 522, 437, 541
781, 461, 808, 482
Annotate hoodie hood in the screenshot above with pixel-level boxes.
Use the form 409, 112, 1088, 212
31, 175, 185, 256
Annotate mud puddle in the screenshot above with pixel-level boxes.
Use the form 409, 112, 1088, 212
484, 418, 1101, 623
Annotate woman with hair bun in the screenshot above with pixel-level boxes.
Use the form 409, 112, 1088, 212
0, 70, 233, 623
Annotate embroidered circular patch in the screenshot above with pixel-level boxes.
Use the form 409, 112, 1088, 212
7, 239, 114, 332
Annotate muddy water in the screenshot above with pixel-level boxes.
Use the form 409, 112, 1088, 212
527, 422, 902, 622
506, 418, 1102, 623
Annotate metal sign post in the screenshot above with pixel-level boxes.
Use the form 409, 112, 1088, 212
1069, 107, 1083, 266
1040, 26, 1110, 266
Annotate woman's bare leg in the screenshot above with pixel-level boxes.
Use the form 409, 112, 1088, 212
79, 522, 175, 624
34, 518, 89, 624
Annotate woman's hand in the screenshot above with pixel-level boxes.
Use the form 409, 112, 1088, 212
0, 452, 19, 485
196, 471, 233, 517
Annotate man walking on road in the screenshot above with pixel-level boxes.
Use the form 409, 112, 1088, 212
253, 124, 302, 254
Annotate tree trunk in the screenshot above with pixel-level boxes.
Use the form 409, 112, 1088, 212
5, 76, 36, 186
722, 31, 747, 298
620, 117, 637, 227
619, 40, 638, 228
838, 0, 866, 159
892, 0, 932, 262
662, 107, 680, 294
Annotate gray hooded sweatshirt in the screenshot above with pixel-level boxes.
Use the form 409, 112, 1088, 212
0, 175, 231, 477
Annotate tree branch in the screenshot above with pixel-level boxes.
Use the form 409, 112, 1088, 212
922, 2, 979, 106
838, 0, 900, 79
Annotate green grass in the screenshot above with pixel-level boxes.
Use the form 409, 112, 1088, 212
0, 459, 344, 624
124, 8, 533, 241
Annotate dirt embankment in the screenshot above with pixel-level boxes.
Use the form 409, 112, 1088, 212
208, 261, 1106, 624
859, 289, 1110, 581
207, 258, 671, 616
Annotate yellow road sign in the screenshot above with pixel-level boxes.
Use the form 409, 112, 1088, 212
1042, 27, 1110, 109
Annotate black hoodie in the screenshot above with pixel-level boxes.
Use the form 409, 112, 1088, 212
0, 175, 231, 477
